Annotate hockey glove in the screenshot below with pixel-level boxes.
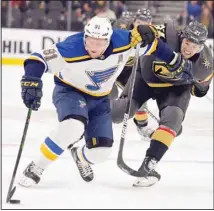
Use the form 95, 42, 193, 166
131, 25, 158, 47
166, 53, 194, 83
21, 76, 43, 110
191, 81, 209, 97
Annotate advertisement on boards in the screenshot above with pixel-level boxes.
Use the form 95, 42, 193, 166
2, 28, 213, 65
2, 28, 77, 65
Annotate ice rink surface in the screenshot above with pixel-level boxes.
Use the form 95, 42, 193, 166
1, 66, 213, 209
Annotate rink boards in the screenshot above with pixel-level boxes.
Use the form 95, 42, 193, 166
2, 28, 214, 65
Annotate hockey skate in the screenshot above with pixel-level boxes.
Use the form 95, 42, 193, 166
133, 156, 161, 187
134, 118, 154, 141
70, 147, 94, 182
19, 161, 44, 187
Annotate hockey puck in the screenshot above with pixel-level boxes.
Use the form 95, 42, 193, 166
9, 199, 20, 204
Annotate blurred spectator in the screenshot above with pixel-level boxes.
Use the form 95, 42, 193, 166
187, 1, 202, 22
71, 1, 81, 11
177, 10, 188, 26
70, 7, 85, 31
57, 11, 67, 30
114, 1, 127, 19
11, 0, 31, 28
11, 0, 30, 13
2, 1, 8, 27
94, 1, 116, 22
200, 1, 213, 38
81, 1, 94, 19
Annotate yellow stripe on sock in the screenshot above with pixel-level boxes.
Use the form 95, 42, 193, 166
40, 143, 58, 161
151, 128, 175, 147
135, 112, 148, 121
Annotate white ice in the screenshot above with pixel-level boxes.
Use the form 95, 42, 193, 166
2, 66, 213, 209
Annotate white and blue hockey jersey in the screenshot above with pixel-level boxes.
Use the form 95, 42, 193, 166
24, 29, 158, 96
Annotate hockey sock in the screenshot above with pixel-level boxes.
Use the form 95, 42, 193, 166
134, 111, 148, 127
34, 119, 85, 169
146, 125, 176, 161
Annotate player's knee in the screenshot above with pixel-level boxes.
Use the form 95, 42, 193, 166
83, 137, 113, 164
49, 117, 85, 149
160, 106, 184, 135
40, 117, 85, 162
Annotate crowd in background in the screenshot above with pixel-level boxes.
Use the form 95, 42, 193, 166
178, 1, 213, 38
1, 0, 213, 38
1, 0, 127, 31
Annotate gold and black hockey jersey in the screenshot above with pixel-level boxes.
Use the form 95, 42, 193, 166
139, 23, 213, 90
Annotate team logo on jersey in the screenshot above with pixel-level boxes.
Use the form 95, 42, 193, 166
202, 58, 211, 69
153, 61, 179, 79
79, 100, 86, 108
85, 66, 118, 91
154, 24, 166, 40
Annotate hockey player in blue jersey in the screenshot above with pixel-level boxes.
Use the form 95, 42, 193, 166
19, 16, 192, 187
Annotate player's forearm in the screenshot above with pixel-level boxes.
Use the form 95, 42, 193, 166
24, 60, 46, 78
152, 38, 177, 64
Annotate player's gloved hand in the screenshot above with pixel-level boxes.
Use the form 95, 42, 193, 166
131, 25, 158, 47
166, 53, 194, 83
21, 76, 43, 110
191, 80, 209, 97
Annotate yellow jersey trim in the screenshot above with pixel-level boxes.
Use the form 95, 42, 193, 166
146, 38, 158, 55
63, 55, 91, 62
55, 74, 111, 97
28, 56, 42, 62
113, 44, 131, 53
147, 83, 173, 87
63, 44, 131, 62
199, 73, 213, 83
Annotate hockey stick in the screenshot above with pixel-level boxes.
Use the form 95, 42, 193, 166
6, 107, 32, 203
144, 107, 160, 123
117, 43, 150, 177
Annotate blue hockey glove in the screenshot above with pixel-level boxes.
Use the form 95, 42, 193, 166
21, 76, 43, 110
166, 53, 194, 83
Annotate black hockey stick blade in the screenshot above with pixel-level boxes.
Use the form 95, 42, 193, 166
6, 186, 16, 203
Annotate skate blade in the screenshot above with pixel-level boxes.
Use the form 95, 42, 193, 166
133, 176, 159, 187
18, 176, 36, 188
